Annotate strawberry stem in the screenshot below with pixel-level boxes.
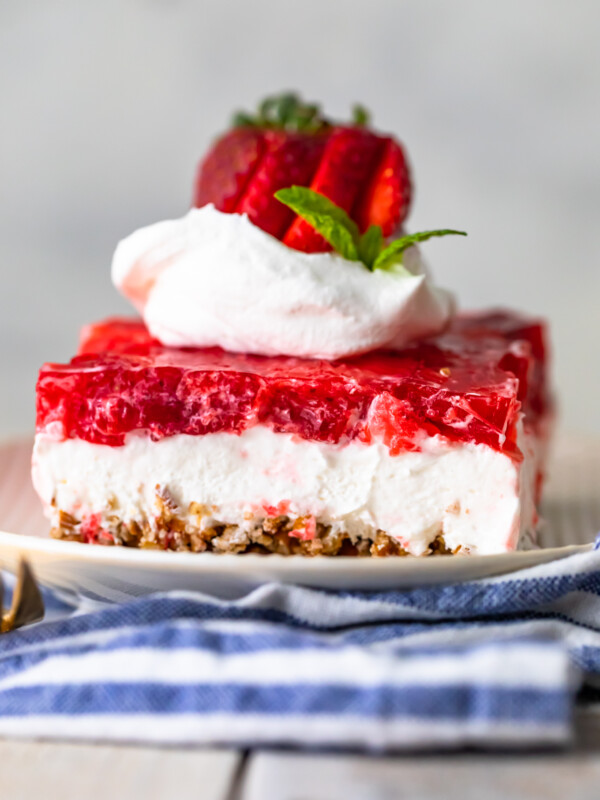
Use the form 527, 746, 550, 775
231, 93, 374, 134
352, 104, 370, 126
233, 93, 328, 133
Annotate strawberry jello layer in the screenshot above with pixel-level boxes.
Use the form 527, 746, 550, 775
33, 310, 551, 556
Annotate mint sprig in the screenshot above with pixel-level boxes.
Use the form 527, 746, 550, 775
275, 186, 466, 273
357, 224, 383, 266
275, 187, 361, 261
372, 229, 467, 271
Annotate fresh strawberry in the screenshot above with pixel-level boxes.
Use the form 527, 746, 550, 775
192, 93, 412, 251
356, 138, 412, 237
282, 127, 383, 252
193, 127, 265, 213
236, 130, 327, 239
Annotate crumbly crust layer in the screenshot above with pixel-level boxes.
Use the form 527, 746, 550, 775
51, 503, 458, 557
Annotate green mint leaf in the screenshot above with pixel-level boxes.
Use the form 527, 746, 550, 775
358, 225, 383, 269
373, 229, 467, 272
275, 187, 361, 261
275, 187, 466, 275
380, 261, 413, 277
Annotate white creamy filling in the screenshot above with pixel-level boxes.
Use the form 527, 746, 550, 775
111, 206, 454, 360
32, 426, 536, 556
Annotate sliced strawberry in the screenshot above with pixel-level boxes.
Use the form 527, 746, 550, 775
235, 130, 327, 239
193, 127, 265, 212
356, 137, 412, 237
283, 127, 383, 253
192, 94, 413, 247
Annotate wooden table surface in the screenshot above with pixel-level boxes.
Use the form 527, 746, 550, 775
2, 708, 600, 800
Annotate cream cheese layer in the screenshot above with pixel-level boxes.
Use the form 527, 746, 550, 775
32, 426, 535, 556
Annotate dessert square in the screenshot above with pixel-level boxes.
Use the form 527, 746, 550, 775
33, 310, 550, 556
32, 92, 554, 558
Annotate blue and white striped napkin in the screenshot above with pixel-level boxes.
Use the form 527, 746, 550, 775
1, 544, 600, 751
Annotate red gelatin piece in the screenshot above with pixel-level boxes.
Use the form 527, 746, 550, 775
36, 310, 550, 458
362, 393, 439, 454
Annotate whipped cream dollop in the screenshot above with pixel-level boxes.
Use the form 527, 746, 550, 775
112, 205, 454, 359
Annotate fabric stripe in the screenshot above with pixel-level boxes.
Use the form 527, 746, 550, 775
1, 543, 599, 750
0, 642, 571, 690
0, 713, 571, 749
0, 683, 571, 723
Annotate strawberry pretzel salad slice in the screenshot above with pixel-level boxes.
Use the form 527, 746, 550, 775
33, 94, 553, 557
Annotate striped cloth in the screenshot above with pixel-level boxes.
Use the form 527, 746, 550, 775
1, 543, 600, 751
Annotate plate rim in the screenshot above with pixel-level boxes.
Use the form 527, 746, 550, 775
0, 527, 593, 576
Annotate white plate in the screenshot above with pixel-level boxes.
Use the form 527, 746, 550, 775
0, 437, 599, 601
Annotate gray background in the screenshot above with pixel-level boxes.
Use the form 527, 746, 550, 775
1, 0, 599, 437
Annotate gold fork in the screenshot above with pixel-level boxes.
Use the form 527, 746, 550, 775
0, 560, 45, 633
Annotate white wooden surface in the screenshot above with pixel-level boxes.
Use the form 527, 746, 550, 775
0, 741, 241, 800
2, 716, 600, 800
242, 745, 600, 800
